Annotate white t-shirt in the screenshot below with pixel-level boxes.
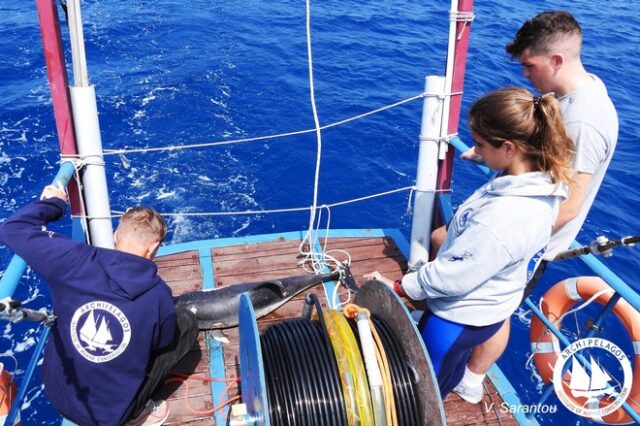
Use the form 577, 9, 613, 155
544, 74, 618, 259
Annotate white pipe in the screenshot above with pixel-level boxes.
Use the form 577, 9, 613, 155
409, 76, 445, 267
66, 0, 114, 249
356, 312, 387, 426
70, 85, 114, 249
438, 0, 460, 159
67, 0, 89, 87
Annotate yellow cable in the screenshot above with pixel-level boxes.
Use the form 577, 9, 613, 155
325, 309, 373, 426
370, 319, 397, 426
343, 304, 398, 426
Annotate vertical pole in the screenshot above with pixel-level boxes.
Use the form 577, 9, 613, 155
35, 0, 85, 221
436, 0, 474, 193
409, 77, 445, 266
67, 0, 114, 248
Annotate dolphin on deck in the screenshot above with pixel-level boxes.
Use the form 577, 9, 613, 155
173, 268, 356, 329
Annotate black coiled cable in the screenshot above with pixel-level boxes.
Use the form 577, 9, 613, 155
371, 315, 421, 426
261, 309, 420, 425
261, 319, 347, 426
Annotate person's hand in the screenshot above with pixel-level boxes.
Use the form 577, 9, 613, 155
364, 271, 407, 298
460, 147, 484, 162
363, 271, 394, 287
40, 181, 68, 203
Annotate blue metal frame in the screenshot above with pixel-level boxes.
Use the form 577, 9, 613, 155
238, 293, 270, 425
6, 325, 52, 425
0, 162, 77, 300
0, 163, 78, 423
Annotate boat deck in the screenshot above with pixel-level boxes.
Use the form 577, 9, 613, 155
153, 231, 519, 425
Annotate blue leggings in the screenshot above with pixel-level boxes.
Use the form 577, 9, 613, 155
418, 311, 503, 398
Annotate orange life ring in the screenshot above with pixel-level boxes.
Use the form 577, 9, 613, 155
0, 365, 19, 425
530, 276, 640, 424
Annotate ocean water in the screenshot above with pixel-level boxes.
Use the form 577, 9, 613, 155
1, 0, 639, 424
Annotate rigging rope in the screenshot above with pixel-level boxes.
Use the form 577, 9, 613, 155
95, 93, 425, 157
77, 185, 452, 220
297, 0, 325, 274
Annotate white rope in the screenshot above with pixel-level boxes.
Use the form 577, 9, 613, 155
89, 184, 444, 220
450, 11, 474, 41
555, 288, 614, 326
297, 0, 324, 270
77, 92, 464, 159
61, 159, 94, 246
449, 11, 475, 22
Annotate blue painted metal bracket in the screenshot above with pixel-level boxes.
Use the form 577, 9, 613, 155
437, 193, 454, 226
487, 365, 540, 426
7, 325, 52, 425
239, 293, 269, 425
0, 162, 76, 300
569, 240, 640, 313
198, 247, 215, 290
207, 330, 231, 426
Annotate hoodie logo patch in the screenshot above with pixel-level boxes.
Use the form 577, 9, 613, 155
457, 208, 473, 231
449, 251, 472, 262
70, 301, 131, 363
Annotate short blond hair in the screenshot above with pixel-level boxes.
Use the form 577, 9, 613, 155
117, 207, 167, 245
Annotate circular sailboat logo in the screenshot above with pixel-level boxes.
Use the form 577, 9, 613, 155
552, 337, 632, 420
70, 301, 131, 363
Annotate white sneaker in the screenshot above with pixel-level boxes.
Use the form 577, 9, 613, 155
452, 381, 484, 404
126, 400, 170, 426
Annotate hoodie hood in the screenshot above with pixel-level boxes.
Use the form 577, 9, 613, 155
100, 250, 162, 299
485, 171, 568, 200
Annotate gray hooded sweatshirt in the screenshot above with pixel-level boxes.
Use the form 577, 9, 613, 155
402, 171, 568, 326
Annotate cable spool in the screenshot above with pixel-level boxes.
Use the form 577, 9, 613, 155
244, 280, 445, 426
258, 290, 438, 425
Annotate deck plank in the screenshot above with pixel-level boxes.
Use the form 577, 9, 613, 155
154, 234, 516, 425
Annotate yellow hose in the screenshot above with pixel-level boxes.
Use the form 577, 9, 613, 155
324, 309, 373, 426
343, 304, 397, 426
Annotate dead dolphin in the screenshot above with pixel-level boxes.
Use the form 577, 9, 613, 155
174, 270, 344, 329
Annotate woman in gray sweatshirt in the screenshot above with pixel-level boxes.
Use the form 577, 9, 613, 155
367, 87, 574, 398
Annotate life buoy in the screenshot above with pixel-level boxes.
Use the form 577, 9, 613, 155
0, 363, 19, 425
530, 276, 640, 424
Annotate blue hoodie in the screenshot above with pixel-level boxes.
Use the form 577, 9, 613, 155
0, 198, 176, 425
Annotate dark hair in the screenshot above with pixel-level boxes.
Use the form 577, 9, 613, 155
469, 87, 574, 185
506, 11, 582, 59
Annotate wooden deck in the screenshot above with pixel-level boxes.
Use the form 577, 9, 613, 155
153, 234, 518, 425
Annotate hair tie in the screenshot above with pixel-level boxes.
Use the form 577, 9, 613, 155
533, 95, 542, 106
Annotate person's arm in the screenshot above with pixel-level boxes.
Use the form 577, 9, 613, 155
0, 183, 88, 283
552, 172, 592, 232
430, 225, 447, 255
401, 221, 514, 301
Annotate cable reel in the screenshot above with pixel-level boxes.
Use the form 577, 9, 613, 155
236, 280, 445, 426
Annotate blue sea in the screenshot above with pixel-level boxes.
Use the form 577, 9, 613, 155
1, 0, 639, 424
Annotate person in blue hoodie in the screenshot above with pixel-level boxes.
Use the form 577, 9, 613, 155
366, 87, 574, 398
0, 184, 198, 426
